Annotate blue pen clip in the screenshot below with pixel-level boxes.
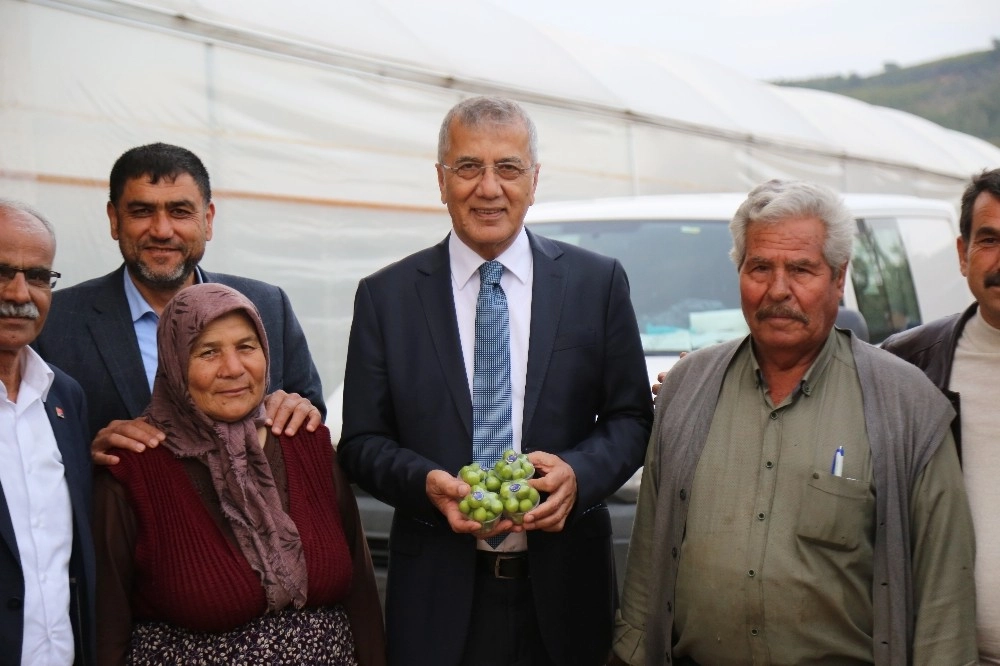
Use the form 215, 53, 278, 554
831, 446, 845, 477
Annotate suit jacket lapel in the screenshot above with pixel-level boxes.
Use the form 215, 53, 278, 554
415, 238, 473, 438
90, 267, 151, 417
0, 376, 88, 570
0, 483, 18, 568
45, 381, 89, 534
523, 231, 566, 443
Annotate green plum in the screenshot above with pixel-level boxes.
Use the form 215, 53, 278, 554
500, 480, 539, 522
458, 462, 486, 486
494, 449, 535, 483
458, 487, 502, 534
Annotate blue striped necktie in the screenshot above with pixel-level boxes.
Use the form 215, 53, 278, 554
473, 260, 512, 549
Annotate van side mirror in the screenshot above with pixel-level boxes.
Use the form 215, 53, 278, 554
836, 307, 869, 342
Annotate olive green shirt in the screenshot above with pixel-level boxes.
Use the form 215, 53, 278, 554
616, 330, 976, 665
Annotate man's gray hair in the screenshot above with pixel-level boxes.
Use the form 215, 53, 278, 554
437, 96, 538, 163
729, 179, 853, 275
0, 198, 56, 248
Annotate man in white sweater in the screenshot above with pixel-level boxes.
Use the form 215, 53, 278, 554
882, 167, 1000, 664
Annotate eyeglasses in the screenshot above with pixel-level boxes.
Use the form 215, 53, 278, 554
0, 264, 60, 290
439, 162, 536, 181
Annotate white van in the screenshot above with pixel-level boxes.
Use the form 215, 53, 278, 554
525, 192, 973, 384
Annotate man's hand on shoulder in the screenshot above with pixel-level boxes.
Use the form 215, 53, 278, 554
651, 351, 687, 396
92, 418, 165, 466
264, 390, 322, 436
522, 451, 577, 532
651, 370, 667, 397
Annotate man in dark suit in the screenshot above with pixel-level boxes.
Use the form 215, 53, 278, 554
339, 96, 653, 666
0, 200, 95, 665
34, 143, 323, 459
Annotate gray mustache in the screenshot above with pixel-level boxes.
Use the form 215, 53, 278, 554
0, 301, 41, 319
756, 305, 810, 324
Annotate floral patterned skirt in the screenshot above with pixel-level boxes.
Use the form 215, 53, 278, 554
127, 605, 358, 665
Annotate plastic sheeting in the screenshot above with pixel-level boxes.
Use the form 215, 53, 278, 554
2, 0, 999, 399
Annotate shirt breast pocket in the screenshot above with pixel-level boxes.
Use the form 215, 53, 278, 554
796, 472, 873, 551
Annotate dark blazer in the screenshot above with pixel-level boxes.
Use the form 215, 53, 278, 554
881, 301, 977, 460
0, 365, 96, 666
33, 265, 325, 439
339, 230, 653, 666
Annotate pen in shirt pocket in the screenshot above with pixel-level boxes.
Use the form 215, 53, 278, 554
831, 446, 844, 477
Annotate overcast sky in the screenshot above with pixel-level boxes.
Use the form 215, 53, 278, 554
498, 0, 1000, 81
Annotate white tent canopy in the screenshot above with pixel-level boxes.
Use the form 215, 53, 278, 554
2, 0, 998, 395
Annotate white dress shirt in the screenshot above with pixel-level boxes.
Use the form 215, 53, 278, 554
0, 346, 74, 666
450, 228, 532, 552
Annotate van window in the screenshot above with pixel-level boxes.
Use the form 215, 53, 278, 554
850, 217, 921, 343
530, 220, 745, 353
894, 215, 968, 325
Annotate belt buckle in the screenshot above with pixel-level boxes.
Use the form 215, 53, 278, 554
494, 554, 510, 579
493, 554, 523, 580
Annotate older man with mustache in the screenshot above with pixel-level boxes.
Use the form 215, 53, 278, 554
0, 200, 96, 666
611, 180, 977, 666
882, 167, 1000, 664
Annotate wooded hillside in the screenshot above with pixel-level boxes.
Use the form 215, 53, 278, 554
777, 41, 1000, 148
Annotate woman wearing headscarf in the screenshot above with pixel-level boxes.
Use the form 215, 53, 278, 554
93, 284, 384, 665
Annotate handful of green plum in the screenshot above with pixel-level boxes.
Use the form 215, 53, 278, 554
457, 450, 541, 533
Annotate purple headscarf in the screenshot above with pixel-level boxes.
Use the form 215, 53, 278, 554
144, 283, 307, 612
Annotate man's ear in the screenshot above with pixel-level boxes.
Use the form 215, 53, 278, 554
107, 201, 120, 240
527, 163, 540, 207
835, 261, 848, 295
957, 235, 969, 278
436, 164, 447, 204
204, 201, 216, 241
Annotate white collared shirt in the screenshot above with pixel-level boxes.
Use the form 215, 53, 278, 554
0, 347, 74, 666
449, 228, 532, 552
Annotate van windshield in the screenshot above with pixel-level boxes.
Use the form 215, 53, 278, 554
530, 219, 746, 353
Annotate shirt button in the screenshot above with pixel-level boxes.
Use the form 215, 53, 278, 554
757, 512, 765, 521
751, 628, 760, 636
765, 461, 774, 469
679, 489, 687, 501
671, 547, 678, 559
769, 411, 778, 420
748, 569, 756, 577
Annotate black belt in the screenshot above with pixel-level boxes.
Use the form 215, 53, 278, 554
476, 551, 530, 580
